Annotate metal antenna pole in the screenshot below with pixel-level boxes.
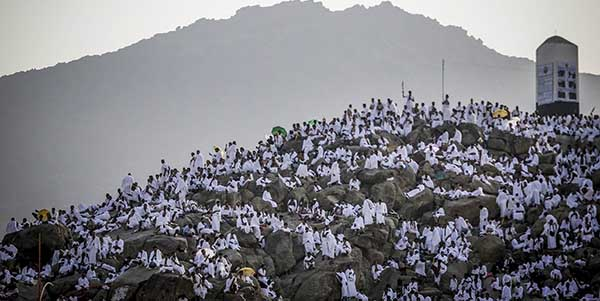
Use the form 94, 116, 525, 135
442, 59, 445, 101
402, 81, 405, 98
37, 233, 42, 300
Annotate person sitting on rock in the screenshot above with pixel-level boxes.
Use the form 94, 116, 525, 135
303, 252, 315, 270
351, 215, 365, 233
75, 273, 90, 291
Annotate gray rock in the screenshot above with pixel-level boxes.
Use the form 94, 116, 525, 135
264, 230, 296, 275
402, 188, 434, 219
444, 196, 499, 226
121, 231, 188, 259
457, 123, 484, 146
472, 235, 506, 265
135, 273, 194, 300
357, 169, 396, 185
47, 273, 81, 299
406, 125, 434, 145
369, 181, 399, 210
2, 223, 71, 265
440, 261, 470, 291
109, 265, 158, 301
292, 271, 340, 301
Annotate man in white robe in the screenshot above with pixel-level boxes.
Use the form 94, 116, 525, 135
375, 201, 388, 224
479, 206, 489, 233
362, 199, 375, 225
5, 218, 19, 234
121, 173, 134, 192
211, 202, 222, 232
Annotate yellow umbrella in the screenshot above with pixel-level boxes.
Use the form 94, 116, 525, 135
492, 109, 509, 119
37, 209, 51, 222
239, 267, 256, 276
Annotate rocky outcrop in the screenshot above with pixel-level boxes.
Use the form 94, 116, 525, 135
486, 129, 534, 158
444, 196, 499, 226
265, 230, 297, 274
109, 266, 159, 300
401, 188, 434, 219
2, 223, 71, 265
135, 273, 195, 300
457, 123, 484, 146
472, 235, 506, 265
292, 271, 340, 301
119, 230, 188, 259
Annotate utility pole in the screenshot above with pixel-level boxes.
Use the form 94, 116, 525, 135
442, 59, 445, 102
402, 81, 405, 98
37, 233, 42, 300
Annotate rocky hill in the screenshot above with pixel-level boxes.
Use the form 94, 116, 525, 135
1, 95, 599, 300
1, 0, 600, 231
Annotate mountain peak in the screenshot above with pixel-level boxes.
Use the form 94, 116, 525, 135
234, 0, 329, 18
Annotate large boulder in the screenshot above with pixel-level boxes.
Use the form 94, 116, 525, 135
281, 138, 303, 153
174, 212, 208, 228
315, 185, 347, 210
440, 261, 470, 291
264, 230, 296, 275
472, 235, 506, 265
345, 190, 366, 205
393, 167, 417, 190
2, 223, 71, 265
292, 271, 340, 301
512, 135, 534, 156
357, 169, 396, 185
135, 273, 195, 300
109, 266, 158, 300
401, 188, 434, 219
487, 129, 534, 157
240, 248, 276, 275
346, 226, 391, 250
232, 228, 260, 249
487, 137, 510, 154
406, 125, 433, 145
120, 231, 188, 259
369, 181, 400, 209
457, 123, 484, 146
46, 273, 81, 299
444, 196, 499, 226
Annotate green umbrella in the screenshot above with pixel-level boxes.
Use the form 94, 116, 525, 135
307, 119, 318, 126
271, 126, 287, 137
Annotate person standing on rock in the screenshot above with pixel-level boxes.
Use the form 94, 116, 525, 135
501, 280, 512, 301
121, 172, 134, 193
211, 201, 221, 232
375, 200, 388, 224
345, 267, 359, 299
336, 269, 349, 299
496, 189, 509, 219
442, 95, 451, 122
362, 199, 375, 225
321, 227, 336, 260
542, 217, 559, 249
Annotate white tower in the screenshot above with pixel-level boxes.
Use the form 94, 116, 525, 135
535, 36, 579, 116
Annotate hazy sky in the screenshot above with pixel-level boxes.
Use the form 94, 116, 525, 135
1, 0, 599, 77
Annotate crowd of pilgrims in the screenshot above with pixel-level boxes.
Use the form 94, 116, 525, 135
1, 91, 600, 300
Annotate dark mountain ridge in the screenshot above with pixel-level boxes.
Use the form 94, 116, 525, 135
0, 0, 598, 229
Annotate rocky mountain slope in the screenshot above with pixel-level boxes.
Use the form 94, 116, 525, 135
1, 95, 599, 300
